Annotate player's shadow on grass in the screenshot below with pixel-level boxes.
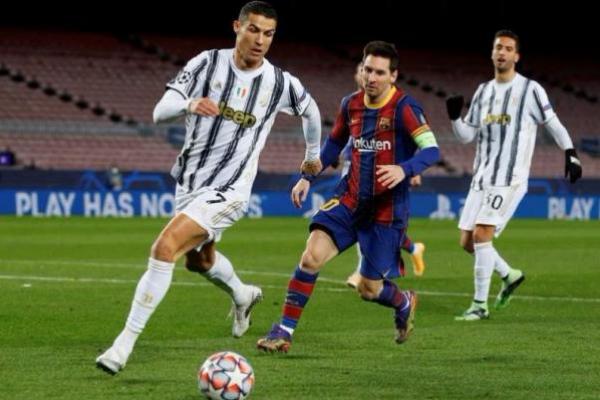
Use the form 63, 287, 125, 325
86, 373, 180, 386
461, 354, 518, 363
119, 378, 181, 385
254, 353, 323, 360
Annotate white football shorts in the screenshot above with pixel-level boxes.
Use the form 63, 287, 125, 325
458, 184, 527, 237
175, 185, 247, 247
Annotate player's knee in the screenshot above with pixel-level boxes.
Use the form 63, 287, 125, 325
299, 249, 325, 273
460, 231, 474, 253
460, 237, 474, 254
185, 251, 214, 273
151, 232, 177, 262
185, 261, 201, 273
473, 228, 493, 244
356, 280, 378, 301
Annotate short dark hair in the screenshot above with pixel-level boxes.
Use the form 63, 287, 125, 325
494, 29, 520, 52
239, 1, 278, 22
362, 41, 399, 72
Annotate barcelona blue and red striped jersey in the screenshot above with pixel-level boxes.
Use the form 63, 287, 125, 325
327, 86, 432, 227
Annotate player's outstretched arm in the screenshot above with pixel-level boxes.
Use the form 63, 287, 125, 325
298, 97, 351, 183
187, 97, 220, 117
301, 159, 322, 176
153, 90, 219, 124
400, 130, 441, 179
532, 84, 582, 183
376, 165, 406, 189
450, 119, 478, 144
409, 174, 422, 186
564, 148, 582, 183
291, 178, 311, 208
153, 89, 190, 123
300, 99, 322, 175
544, 116, 583, 183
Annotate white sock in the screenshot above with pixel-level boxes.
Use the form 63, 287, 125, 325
355, 245, 362, 272
112, 327, 139, 357
117, 257, 174, 353
473, 242, 495, 303
280, 325, 294, 335
202, 251, 246, 305
493, 248, 511, 279
466, 245, 510, 279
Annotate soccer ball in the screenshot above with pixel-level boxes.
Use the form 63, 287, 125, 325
198, 351, 255, 400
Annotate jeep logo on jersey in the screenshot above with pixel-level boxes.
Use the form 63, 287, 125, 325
484, 113, 511, 126
352, 137, 392, 152
219, 101, 257, 128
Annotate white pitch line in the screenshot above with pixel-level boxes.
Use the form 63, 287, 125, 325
0, 274, 350, 293
0, 259, 146, 270
0, 259, 343, 284
0, 268, 600, 303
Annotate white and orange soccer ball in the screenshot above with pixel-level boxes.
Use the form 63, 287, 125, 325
198, 351, 255, 400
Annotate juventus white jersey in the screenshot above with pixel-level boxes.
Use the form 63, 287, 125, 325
464, 73, 555, 189
166, 48, 312, 199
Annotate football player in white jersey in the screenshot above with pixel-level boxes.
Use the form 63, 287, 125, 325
445, 30, 582, 321
96, 1, 322, 374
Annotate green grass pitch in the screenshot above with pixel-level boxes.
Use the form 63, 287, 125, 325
1, 216, 599, 399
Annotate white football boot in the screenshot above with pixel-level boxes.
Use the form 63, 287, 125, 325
231, 285, 263, 338
96, 346, 130, 375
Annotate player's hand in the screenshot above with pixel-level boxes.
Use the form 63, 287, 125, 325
376, 165, 406, 189
445, 94, 464, 121
565, 148, 582, 183
187, 97, 220, 117
291, 178, 311, 208
301, 159, 322, 176
409, 174, 422, 187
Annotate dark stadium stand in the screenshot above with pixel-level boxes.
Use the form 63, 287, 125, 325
0, 132, 178, 171
0, 29, 598, 176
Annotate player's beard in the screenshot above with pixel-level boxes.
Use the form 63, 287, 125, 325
494, 61, 514, 74
497, 67, 513, 75
494, 60, 515, 74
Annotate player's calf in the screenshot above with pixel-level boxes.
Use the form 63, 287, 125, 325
356, 279, 380, 301
185, 248, 214, 273
366, 279, 418, 343
299, 248, 327, 273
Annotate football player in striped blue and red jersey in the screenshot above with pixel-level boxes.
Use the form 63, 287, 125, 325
257, 41, 441, 353
343, 62, 426, 286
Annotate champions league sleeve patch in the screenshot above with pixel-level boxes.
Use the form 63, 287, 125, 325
169, 69, 193, 86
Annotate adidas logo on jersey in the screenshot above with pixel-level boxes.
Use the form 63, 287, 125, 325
352, 137, 392, 152
219, 101, 257, 128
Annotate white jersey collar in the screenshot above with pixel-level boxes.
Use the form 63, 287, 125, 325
226, 48, 269, 79
493, 72, 523, 89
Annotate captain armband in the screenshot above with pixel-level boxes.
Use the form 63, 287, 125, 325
413, 130, 438, 149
